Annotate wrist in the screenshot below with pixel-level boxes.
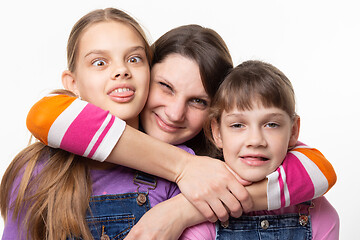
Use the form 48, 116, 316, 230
245, 178, 268, 211
175, 194, 206, 227
173, 152, 192, 184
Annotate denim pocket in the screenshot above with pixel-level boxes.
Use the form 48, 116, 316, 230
86, 213, 135, 240
83, 193, 150, 240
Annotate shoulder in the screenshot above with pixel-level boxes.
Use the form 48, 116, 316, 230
311, 197, 339, 221
310, 197, 340, 239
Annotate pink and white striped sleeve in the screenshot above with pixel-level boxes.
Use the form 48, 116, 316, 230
27, 94, 125, 161
267, 142, 337, 210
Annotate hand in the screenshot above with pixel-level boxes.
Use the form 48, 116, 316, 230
175, 155, 253, 222
224, 163, 252, 186
124, 195, 191, 240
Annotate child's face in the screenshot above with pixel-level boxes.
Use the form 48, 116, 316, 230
63, 21, 150, 128
140, 54, 210, 145
211, 101, 299, 182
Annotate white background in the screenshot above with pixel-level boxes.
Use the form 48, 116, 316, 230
0, 0, 358, 238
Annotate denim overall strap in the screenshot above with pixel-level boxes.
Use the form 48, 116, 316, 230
216, 213, 312, 240
298, 201, 314, 227
74, 172, 157, 240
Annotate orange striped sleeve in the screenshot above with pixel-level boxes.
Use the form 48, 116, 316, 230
294, 147, 337, 193
26, 95, 77, 145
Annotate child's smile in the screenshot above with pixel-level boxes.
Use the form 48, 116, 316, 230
212, 101, 299, 182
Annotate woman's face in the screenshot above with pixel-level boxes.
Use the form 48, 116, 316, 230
141, 54, 210, 145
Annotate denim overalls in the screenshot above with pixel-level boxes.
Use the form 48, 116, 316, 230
216, 202, 313, 240
82, 171, 157, 240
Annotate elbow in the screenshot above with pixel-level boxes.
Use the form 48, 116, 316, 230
26, 100, 49, 145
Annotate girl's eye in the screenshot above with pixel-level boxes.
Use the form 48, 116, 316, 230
128, 56, 142, 63
92, 59, 106, 67
230, 123, 244, 128
265, 122, 279, 128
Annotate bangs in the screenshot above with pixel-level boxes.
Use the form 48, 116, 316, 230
212, 61, 295, 119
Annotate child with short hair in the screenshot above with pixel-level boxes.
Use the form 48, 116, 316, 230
207, 60, 339, 239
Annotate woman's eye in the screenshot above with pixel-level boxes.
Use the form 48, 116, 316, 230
159, 82, 172, 91
191, 98, 208, 107
128, 56, 141, 63
92, 59, 106, 66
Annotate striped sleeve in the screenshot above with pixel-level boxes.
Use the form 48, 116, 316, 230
26, 94, 126, 161
266, 142, 337, 210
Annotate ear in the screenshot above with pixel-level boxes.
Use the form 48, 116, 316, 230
211, 119, 223, 149
289, 115, 300, 148
61, 70, 80, 97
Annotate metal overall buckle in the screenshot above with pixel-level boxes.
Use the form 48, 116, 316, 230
298, 201, 315, 226
133, 171, 157, 206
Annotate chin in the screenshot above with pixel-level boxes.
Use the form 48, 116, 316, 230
242, 174, 266, 183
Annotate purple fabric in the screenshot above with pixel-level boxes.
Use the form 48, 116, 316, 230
2, 145, 191, 239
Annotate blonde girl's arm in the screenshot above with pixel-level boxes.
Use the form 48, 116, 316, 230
242, 142, 337, 211
27, 95, 336, 215
266, 142, 337, 210
26, 94, 252, 221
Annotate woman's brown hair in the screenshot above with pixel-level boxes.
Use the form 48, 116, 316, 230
149, 24, 233, 156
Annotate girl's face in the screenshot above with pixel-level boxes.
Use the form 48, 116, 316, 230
211, 101, 299, 182
141, 54, 210, 145
63, 21, 150, 128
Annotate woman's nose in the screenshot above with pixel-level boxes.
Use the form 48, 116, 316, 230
165, 100, 186, 122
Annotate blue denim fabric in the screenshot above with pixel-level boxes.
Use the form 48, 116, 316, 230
70, 171, 155, 240
216, 214, 312, 240
84, 192, 151, 240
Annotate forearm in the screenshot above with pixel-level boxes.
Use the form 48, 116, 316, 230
124, 194, 207, 240
245, 178, 268, 211
168, 194, 207, 227
107, 125, 190, 182
26, 94, 190, 182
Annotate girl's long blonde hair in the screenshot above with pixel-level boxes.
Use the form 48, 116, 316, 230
0, 8, 152, 239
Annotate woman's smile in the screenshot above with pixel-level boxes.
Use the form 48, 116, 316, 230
154, 112, 185, 133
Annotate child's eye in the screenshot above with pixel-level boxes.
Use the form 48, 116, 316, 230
230, 123, 244, 128
92, 59, 107, 67
128, 56, 142, 63
265, 122, 279, 128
